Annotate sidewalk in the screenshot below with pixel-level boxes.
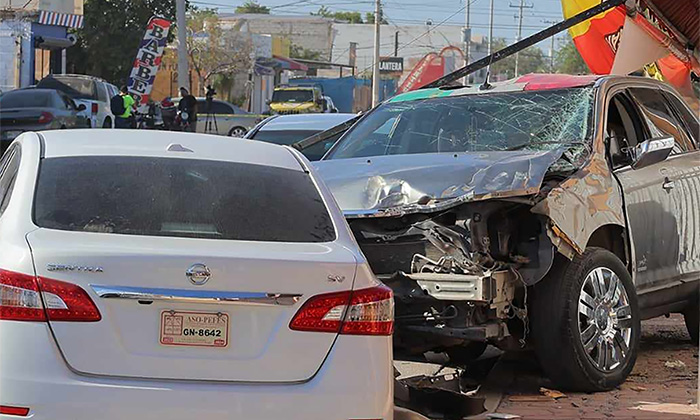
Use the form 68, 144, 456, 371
497, 315, 698, 419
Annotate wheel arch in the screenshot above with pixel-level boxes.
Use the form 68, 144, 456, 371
584, 224, 630, 274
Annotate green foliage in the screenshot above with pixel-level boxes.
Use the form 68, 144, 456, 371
312, 6, 363, 23
67, 0, 178, 86
235, 1, 270, 14
290, 43, 323, 61
187, 9, 252, 94
365, 9, 387, 24
555, 36, 590, 74
490, 38, 548, 79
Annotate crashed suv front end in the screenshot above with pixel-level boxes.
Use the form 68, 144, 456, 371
313, 75, 627, 357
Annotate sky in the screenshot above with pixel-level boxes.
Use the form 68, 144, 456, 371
190, 0, 573, 52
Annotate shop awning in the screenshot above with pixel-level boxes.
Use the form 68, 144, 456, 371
38, 11, 84, 29
273, 55, 309, 72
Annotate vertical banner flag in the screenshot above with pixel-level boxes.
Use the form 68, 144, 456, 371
561, 0, 699, 99
561, 0, 626, 74
127, 16, 172, 112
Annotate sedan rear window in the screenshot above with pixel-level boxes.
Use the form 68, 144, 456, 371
252, 130, 320, 146
34, 157, 336, 242
0, 91, 52, 108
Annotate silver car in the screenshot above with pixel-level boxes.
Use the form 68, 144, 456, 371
0, 88, 88, 153
245, 113, 357, 161
313, 74, 700, 391
173, 97, 262, 137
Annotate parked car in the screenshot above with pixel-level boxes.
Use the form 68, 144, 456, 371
172, 97, 261, 137
0, 129, 393, 419
0, 88, 88, 153
36, 74, 119, 128
269, 85, 325, 115
245, 113, 357, 161
312, 74, 700, 391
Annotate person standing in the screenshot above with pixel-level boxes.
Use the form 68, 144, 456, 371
178, 87, 198, 132
111, 86, 135, 129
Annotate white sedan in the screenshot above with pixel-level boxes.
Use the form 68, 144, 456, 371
0, 129, 393, 420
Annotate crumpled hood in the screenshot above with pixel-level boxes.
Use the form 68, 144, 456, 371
312, 149, 567, 217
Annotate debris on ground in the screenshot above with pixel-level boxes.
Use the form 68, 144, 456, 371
664, 360, 687, 370
486, 413, 521, 419
632, 402, 700, 415
395, 371, 486, 419
629, 385, 647, 392
539, 387, 566, 399
508, 395, 553, 402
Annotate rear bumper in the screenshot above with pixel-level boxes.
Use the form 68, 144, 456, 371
0, 322, 393, 420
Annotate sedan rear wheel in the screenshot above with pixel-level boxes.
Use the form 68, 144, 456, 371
531, 248, 640, 391
228, 127, 247, 137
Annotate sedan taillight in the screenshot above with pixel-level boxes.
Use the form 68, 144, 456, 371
0, 269, 45, 321
38, 112, 54, 124
0, 269, 101, 322
289, 285, 394, 336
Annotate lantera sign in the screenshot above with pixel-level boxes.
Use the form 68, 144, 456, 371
379, 57, 404, 74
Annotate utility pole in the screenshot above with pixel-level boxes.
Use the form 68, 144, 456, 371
462, 0, 471, 84
372, 0, 381, 107
488, 0, 494, 57
394, 31, 399, 57
176, 0, 189, 91
510, 0, 533, 77
543, 19, 558, 72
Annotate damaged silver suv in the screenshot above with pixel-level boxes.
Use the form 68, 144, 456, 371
312, 74, 700, 391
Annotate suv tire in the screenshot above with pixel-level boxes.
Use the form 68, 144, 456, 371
531, 248, 640, 391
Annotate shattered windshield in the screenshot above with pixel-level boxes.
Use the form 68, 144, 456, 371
327, 87, 595, 159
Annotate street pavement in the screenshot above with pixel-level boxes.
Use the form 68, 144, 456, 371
395, 315, 698, 419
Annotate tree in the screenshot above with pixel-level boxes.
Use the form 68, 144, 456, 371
365, 10, 388, 24
67, 0, 178, 86
312, 6, 363, 23
290, 43, 323, 61
235, 1, 270, 14
555, 36, 590, 74
490, 38, 548, 79
187, 9, 253, 96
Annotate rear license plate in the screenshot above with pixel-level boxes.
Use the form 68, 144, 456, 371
160, 311, 229, 348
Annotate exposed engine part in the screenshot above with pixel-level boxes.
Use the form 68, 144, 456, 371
405, 269, 515, 314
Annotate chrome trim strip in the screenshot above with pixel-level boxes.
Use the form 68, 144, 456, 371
90, 285, 302, 306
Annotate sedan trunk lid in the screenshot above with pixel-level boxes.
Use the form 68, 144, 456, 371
27, 229, 357, 382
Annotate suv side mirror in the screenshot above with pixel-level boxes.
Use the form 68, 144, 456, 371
631, 136, 674, 170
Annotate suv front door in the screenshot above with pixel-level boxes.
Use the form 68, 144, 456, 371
629, 87, 700, 283
605, 88, 679, 293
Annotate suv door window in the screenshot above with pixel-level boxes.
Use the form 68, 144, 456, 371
661, 91, 699, 149
97, 83, 108, 102
628, 88, 694, 153
59, 93, 75, 110
606, 93, 644, 169
0, 145, 21, 217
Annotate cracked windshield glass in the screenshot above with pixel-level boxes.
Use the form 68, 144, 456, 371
328, 87, 595, 159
